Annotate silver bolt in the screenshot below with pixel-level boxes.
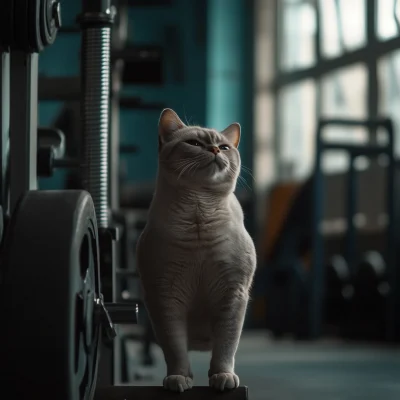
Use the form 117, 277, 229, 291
52, 1, 62, 29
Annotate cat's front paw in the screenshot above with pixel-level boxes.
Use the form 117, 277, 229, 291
163, 375, 193, 392
209, 372, 239, 391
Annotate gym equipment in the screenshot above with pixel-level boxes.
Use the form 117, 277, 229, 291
264, 178, 313, 339
94, 386, 248, 399
0, 0, 136, 396
325, 254, 353, 331
357, 251, 388, 291
265, 118, 399, 342
0, 1, 249, 397
311, 118, 398, 341
37, 127, 80, 177
1, 191, 103, 398
343, 251, 390, 341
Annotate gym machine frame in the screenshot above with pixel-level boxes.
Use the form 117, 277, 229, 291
310, 118, 398, 341
0, 1, 249, 399
0, 0, 137, 398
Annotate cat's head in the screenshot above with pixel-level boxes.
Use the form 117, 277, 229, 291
157, 108, 241, 192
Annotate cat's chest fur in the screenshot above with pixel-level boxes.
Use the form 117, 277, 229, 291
137, 191, 255, 291
145, 192, 245, 250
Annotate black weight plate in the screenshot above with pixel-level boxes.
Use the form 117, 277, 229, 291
13, 0, 30, 50
40, 0, 57, 47
0, 0, 14, 48
28, 0, 44, 51
0, 190, 101, 400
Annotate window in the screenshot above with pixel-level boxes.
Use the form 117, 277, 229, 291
319, 0, 366, 58
280, 0, 316, 71
279, 80, 316, 179
377, 0, 400, 41
321, 64, 368, 172
378, 50, 400, 154
260, 0, 400, 181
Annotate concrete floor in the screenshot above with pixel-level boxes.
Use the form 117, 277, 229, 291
126, 331, 400, 400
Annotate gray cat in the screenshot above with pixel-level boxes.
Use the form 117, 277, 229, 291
136, 108, 256, 392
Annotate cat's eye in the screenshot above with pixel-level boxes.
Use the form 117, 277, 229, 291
186, 139, 202, 147
219, 144, 230, 151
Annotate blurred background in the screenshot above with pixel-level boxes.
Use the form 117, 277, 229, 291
38, 0, 400, 398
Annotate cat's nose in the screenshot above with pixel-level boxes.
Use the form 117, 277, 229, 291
208, 146, 220, 155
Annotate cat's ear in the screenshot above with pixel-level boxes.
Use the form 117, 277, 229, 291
221, 123, 241, 148
158, 108, 186, 139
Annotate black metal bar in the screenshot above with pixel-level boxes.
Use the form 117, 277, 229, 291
314, 1, 321, 63
79, 0, 113, 229
385, 121, 398, 341
310, 123, 325, 339
366, 0, 378, 142
321, 144, 390, 155
319, 118, 393, 129
105, 302, 138, 324
0, 53, 10, 214
9, 52, 38, 213
272, 0, 281, 177
345, 155, 356, 270
110, 61, 122, 211
94, 386, 248, 400
271, 36, 400, 90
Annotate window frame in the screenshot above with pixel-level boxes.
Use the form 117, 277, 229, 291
270, 0, 400, 180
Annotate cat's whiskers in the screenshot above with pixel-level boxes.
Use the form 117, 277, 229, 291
226, 165, 251, 192
240, 165, 255, 182
187, 160, 201, 176
177, 160, 198, 180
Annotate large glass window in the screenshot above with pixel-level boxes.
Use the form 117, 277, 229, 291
378, 50, 400, 154
280, 0, 316, 71
267, 0, 400, 181
377, 0, 400, 41
321, 64, 368, 172
279, 80, 316, 179
319, 0, 366, 58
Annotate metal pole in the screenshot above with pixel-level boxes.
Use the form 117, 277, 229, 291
0, 53, 10, 214
79, 1, 114, 229
9, 52, 38, 213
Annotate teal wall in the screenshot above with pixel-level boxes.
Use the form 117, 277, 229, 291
206, 0, 254, 177
38, 0, 254, 187
38, 2, 81, 189
120, 0, 207, 183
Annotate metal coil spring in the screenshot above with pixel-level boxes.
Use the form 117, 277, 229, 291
81, 27, 111, 228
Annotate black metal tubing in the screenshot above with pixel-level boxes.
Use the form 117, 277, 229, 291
94, 386, 249, 400
0, 53, 10, 214
110, 60, 122, 211
346, 156, 356, 269
9, 52, 38, 213
311, 118, 397, 340
271, 36, 400, 90
105, 302, 138, 324
79, 0, 113, 229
